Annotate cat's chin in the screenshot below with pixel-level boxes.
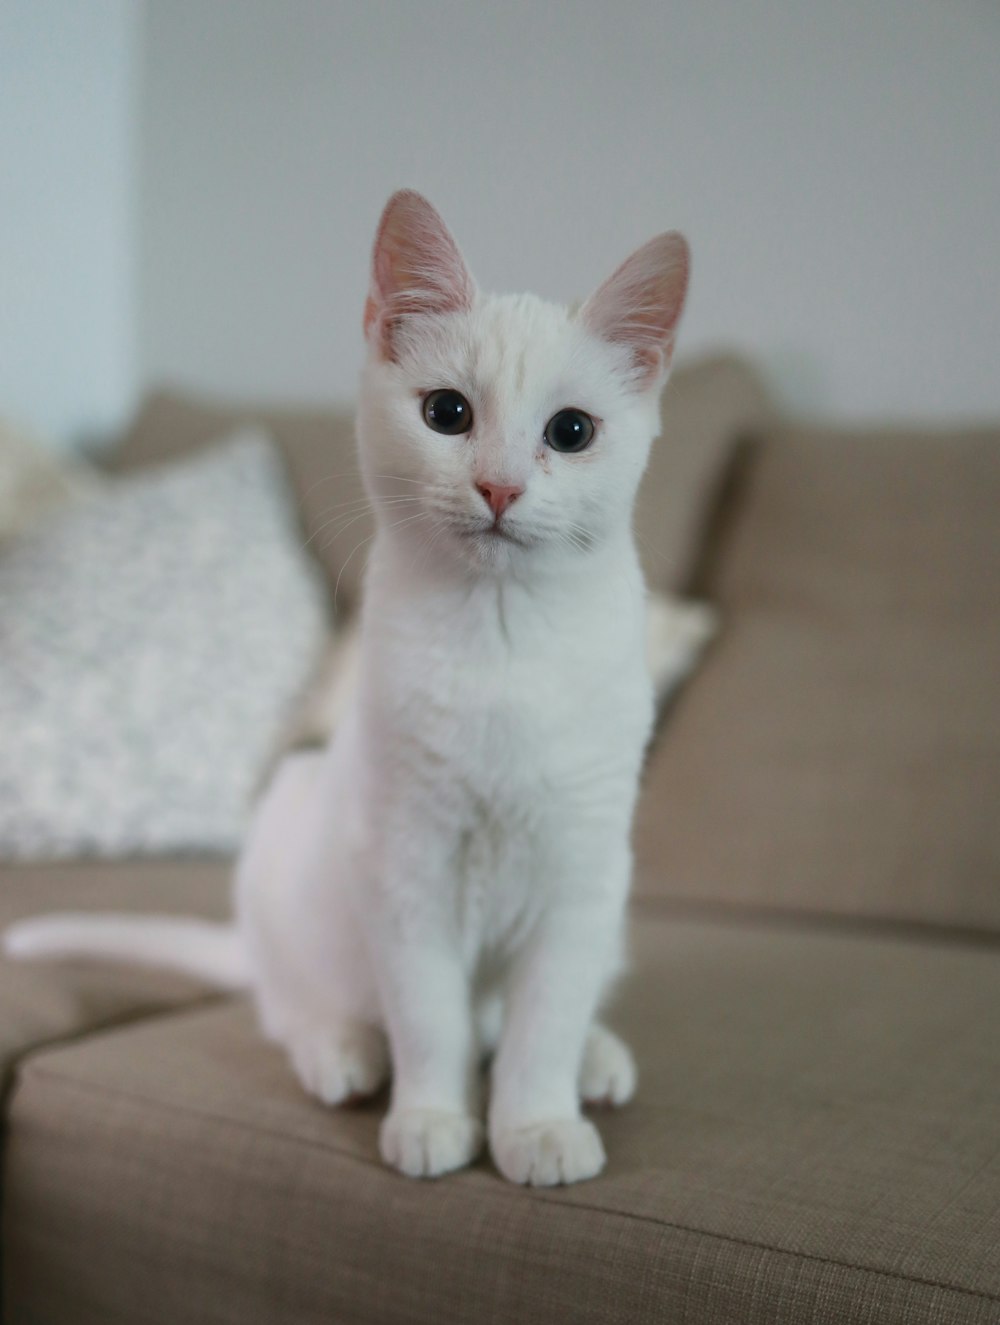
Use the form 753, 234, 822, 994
454, 524, 537, 571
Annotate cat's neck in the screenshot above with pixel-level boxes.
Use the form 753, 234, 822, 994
363, 518, 644, 648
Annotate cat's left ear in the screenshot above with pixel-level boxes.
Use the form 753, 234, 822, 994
364, 190, 476, 361
580, 232, 690, 390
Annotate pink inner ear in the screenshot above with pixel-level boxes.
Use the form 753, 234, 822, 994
581, 232, 690, 388
366, 190, 475, 360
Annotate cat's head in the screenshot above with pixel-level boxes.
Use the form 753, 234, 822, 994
358, 190, 688, 574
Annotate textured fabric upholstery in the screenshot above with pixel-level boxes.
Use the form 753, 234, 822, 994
0, 859, 230, 1092
634, 422, 1000, 934
4, 912, 999, 1324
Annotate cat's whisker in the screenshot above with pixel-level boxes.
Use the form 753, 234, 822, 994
331, 531, 378, 614
413, 516, 450, 579
311, 493, 421, 524
546, 523, 646, 607
382, 510, 433, 534
312, 503, 412, 556
331, 510, 431, 613
309, 493, 377, 518
313, 509, 376, 551
315, 503, 405, 555
305, 496, 423, 550
301, 470, 426, 499
553, 528, 588, 556
375, 515, 438, 585
305, 501, 373, 538
630, 524, 667, 565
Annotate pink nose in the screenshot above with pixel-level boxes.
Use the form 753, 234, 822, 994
476, 481, 524, 520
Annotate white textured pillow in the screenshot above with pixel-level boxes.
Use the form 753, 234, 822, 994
0, 431, 329, 859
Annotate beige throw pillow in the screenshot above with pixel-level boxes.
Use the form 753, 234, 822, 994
0, 419, 101, 542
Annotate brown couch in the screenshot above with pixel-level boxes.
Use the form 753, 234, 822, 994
2, 359, 998, 1324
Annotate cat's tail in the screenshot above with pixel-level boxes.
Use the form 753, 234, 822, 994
3, 913, 250, 990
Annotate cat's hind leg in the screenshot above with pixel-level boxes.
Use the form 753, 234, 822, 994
255, 983, 388, 1106
286, 1016, 389, 1106
475, 997, 636, 1107
578, 1022, 637, 1107
240, 750, 389, 1108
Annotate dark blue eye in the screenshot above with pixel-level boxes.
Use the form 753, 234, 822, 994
422, 389, 473, 435
544, 408, 595, 453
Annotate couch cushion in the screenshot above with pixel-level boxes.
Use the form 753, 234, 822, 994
4, 913, 999, 1324
0, 859, 230, 1091
634, 422, 1000, 934
112, 354, 773, 610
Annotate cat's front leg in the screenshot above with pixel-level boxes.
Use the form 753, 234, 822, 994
362, 853, 483, 1179
375, 939, 483, 1178
489, 862, 629, 1187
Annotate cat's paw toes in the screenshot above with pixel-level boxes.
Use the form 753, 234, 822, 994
491, 1118, 606, 1186
579, 1025, 637, 1107
289, 1022, 388, 1105
380, 1109, 484, 1178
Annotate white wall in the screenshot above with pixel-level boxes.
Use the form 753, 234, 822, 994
136, 0, 1000, 422
0, 0, 139, 450
6, 2, 998, 442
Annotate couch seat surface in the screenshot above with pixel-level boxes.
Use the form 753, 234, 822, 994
5, 911, 998, 1325
634, 423, 1000, 935
0, 859, 231, 1092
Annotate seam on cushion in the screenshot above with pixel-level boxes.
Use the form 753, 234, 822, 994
0, 992, 230, 1107
15, 1065, 1000, 1310
627, 893, 1000, 954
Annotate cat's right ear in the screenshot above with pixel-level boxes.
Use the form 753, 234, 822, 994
364, 191, 475, 360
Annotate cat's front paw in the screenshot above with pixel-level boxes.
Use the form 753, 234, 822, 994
579, 1024, 637, 1107
380, 1109, 484, 1178
491, 1118, 606, 1186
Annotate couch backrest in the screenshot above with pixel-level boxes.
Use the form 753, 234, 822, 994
634, 420, 1000, 937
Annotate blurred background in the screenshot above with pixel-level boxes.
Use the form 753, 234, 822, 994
3, 0, 999, 452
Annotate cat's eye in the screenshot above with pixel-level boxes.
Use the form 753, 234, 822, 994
544, 408, 596, 454
422, 389, 474, 435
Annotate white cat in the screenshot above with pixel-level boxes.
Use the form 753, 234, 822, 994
5, 190, 690, 1186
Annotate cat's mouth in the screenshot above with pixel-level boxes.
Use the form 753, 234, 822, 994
482, 524, 525, 544
472, 521, 535, 549
447, 514, 534, 549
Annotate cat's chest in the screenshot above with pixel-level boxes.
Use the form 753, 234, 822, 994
406, 652, 641, 798
365, 574, 654, 849
454, 803, 537, 934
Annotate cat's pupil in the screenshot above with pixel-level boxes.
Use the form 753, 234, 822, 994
545, 409, 595, 454
422, 389, 473, 435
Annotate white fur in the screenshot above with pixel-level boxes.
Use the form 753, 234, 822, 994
278, 589, 715, 753
4, 192, 689, 1187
